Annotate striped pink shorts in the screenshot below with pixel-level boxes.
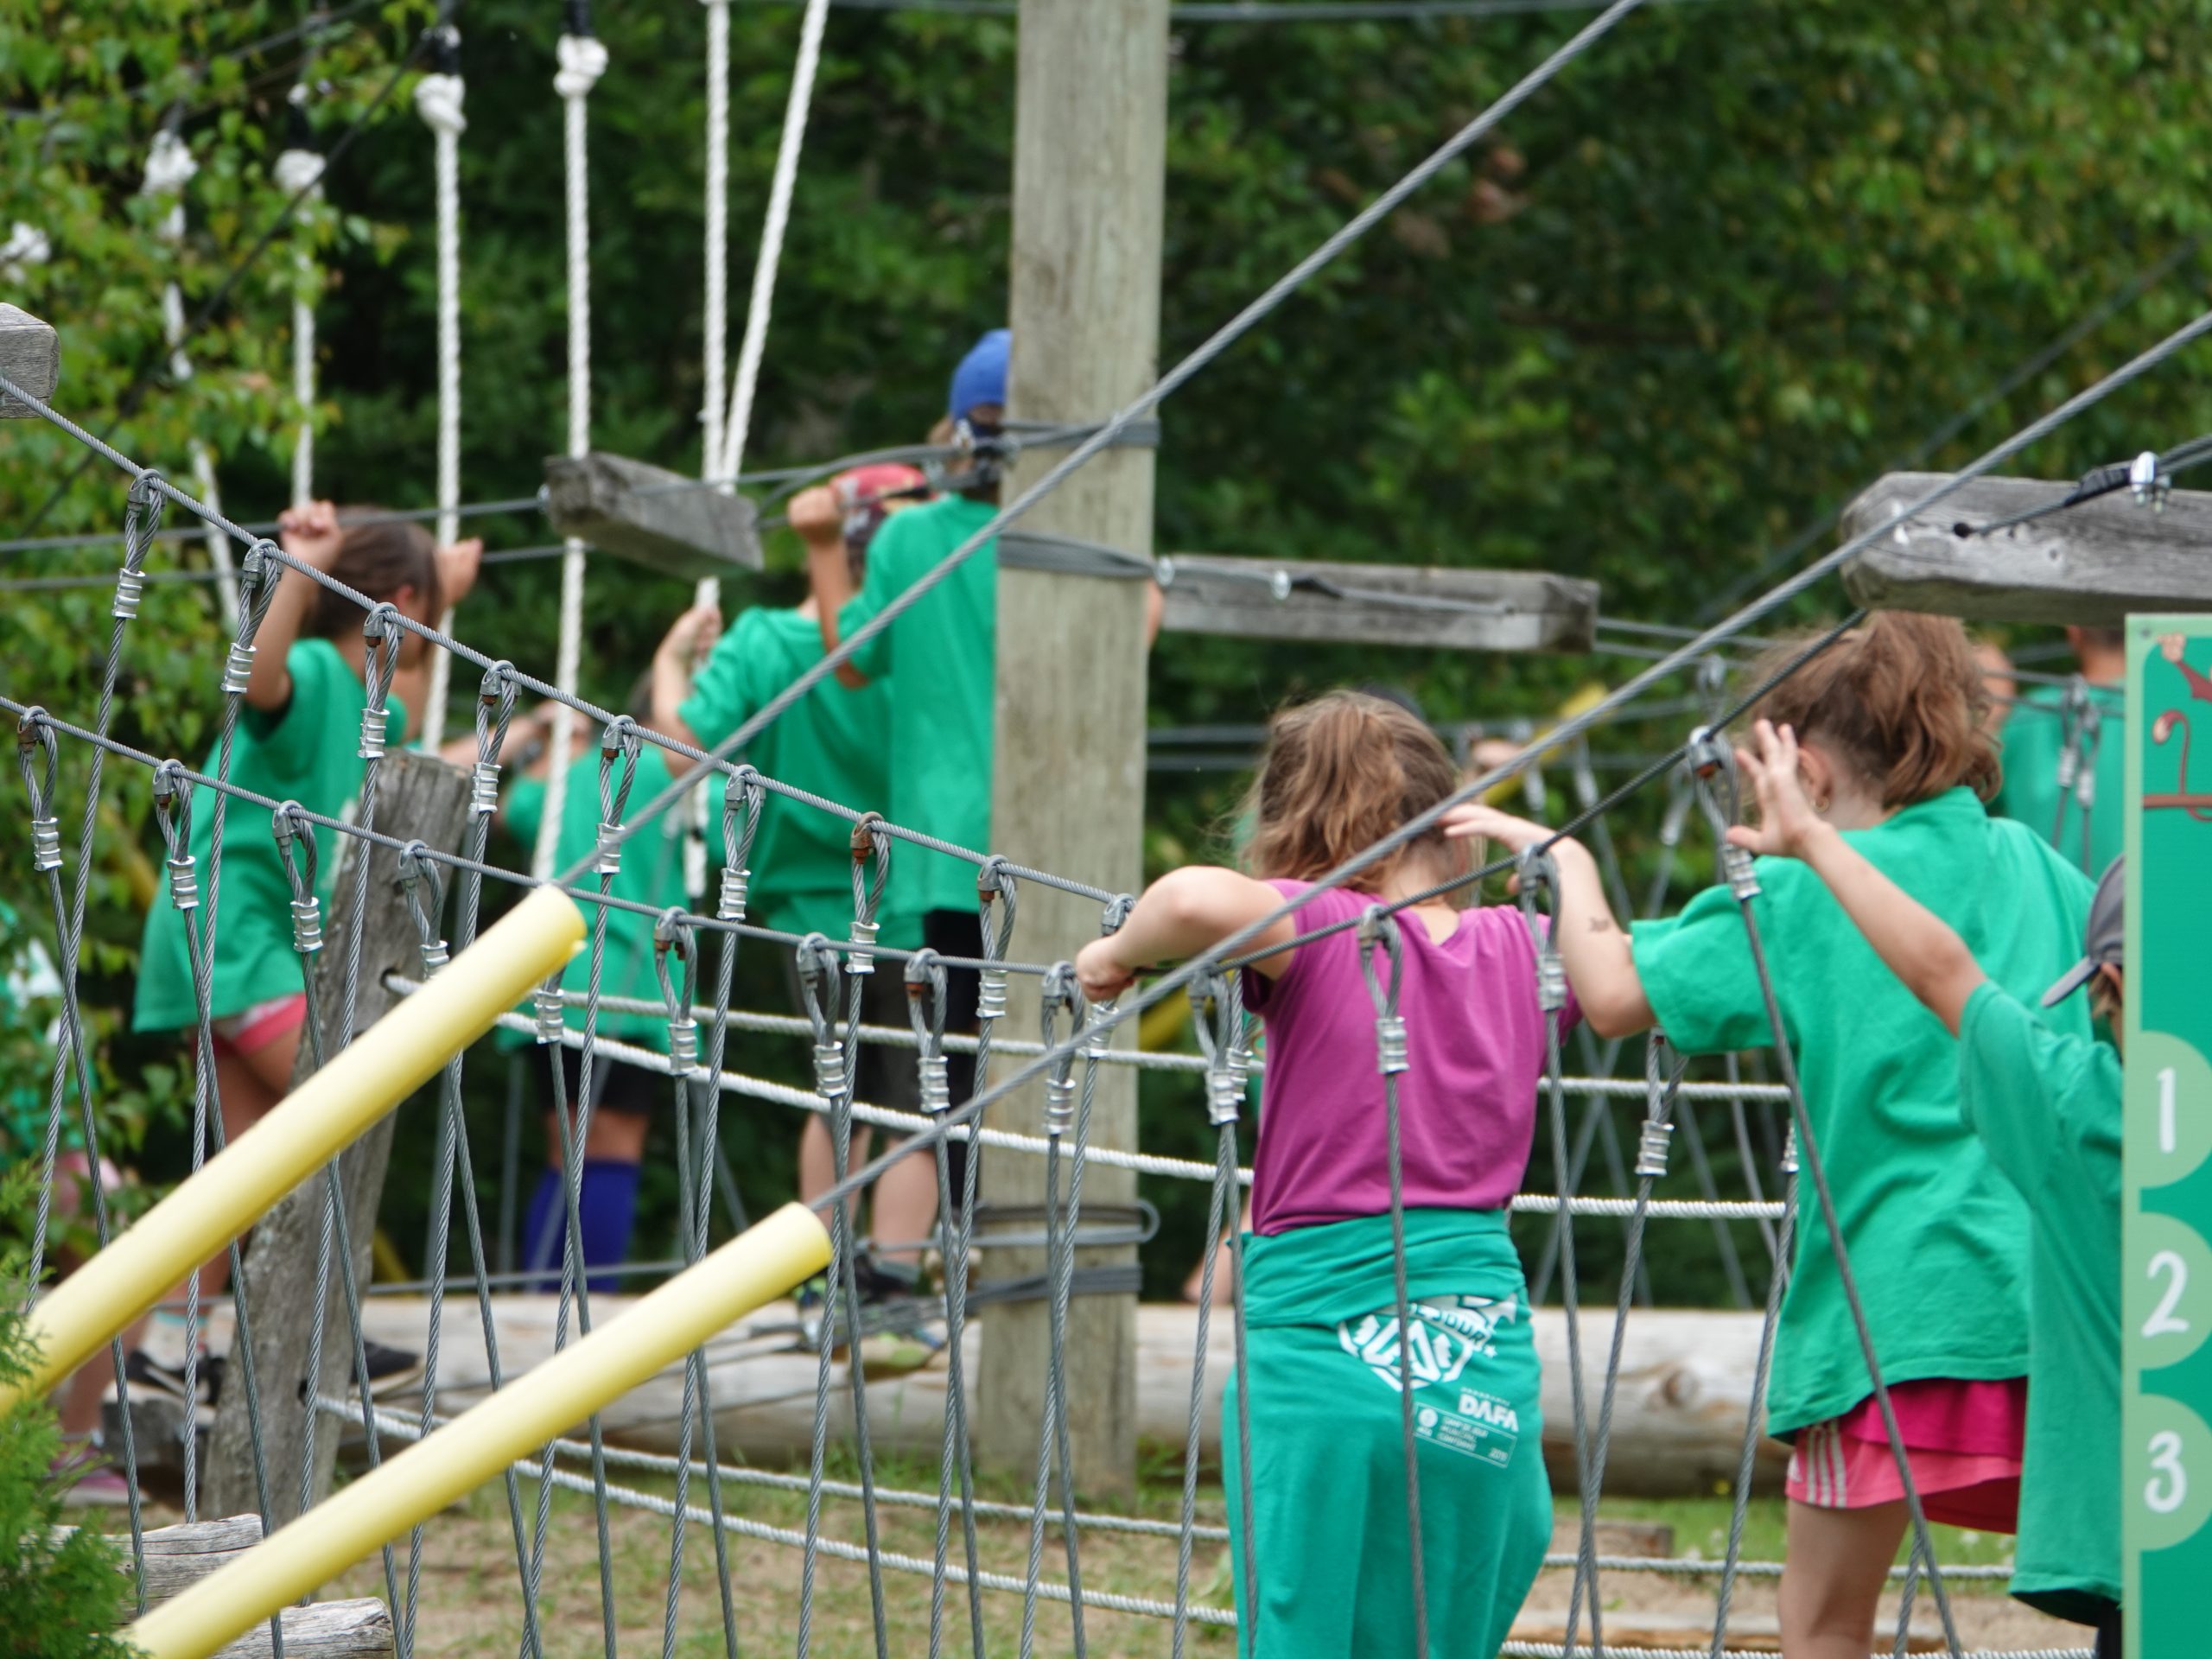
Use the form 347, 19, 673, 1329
1785, 1376, 2025, 1533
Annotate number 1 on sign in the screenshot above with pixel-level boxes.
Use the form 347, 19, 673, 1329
2162, 1065, 2178, 1156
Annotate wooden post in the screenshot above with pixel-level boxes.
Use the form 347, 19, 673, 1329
0, 302, 60, 414
976, 0, 1166, 1497
205, 752, 470, 1522
1840, 470, 2212, 623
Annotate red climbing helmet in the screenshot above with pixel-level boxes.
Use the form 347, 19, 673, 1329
832, 462, 931, 558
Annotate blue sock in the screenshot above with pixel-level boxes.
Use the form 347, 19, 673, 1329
577, 1158, 642, 1295
522, 1167, 567, 1293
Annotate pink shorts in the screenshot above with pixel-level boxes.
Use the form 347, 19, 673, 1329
1785, 1376, 2025, 1533
211, 994, 308, 1058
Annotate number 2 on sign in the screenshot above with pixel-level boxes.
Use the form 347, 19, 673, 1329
2148, 1430, 2190, 1516
2145, 1251, 2193, 1340
2161, 1065, 2178, 1156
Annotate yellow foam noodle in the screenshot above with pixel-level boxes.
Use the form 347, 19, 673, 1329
126, 1202, 833, 1659
3, 884, 583, 1415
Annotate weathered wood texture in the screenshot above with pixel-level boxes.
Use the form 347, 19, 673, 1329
205, 751, 471, 1522
0, 302, 59, 414
339, 1295, 1789, 1497
1840, 470, 2212, 624
210, 1599, 395, 1658
1160, 554, 1599, 652
543, 450, 761, 581
979, 0, 1168, 1500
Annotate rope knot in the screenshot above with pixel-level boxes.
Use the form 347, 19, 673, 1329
142, 130, 198, 197
272, 148, 325, 199
414, 71, 467, 136
554, 33, 610, 99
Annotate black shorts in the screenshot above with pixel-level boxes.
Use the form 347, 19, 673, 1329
529, 1041, 668, 1119
778, 940, 925, 1116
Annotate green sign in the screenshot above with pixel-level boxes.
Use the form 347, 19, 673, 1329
2125, 616, 2212, 1657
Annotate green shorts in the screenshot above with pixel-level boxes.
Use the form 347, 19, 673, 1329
1224, 1209, 1550, 1658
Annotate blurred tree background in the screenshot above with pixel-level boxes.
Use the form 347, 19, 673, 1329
3, 0, 2208, 1305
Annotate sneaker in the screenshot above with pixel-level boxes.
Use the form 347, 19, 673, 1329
124, 1347, 222, 1408
362, 1341, 422, 1397
48, 1451, 132, 1510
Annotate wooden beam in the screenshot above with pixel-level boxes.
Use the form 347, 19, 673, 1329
0, 303, 59, 415
1840, 470, 2212, 624
1157, 552, 1597, 651
542, 450, 762, 582
979, 0, 1166, 1499
204, 751, 471, 1523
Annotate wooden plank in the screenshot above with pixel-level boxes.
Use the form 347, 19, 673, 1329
0, 302, 60, 414
1509, 1611, 1945, 1654
1159, 553, 1599, 652
205, 751, 472, 1522
211, 1599, 393, 1658
1840, 469, 2212, 624
542, 450, 761, 582
977, 0, 1168, 1501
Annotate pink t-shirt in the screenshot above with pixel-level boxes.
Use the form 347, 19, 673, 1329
1243, 880, 1578, 1236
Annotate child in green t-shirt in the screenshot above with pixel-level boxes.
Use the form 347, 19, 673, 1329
1729, 716, 2124, 1658
1450, 613, 2093, 1659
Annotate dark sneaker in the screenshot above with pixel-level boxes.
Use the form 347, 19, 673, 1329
124, 1347, 222, 1407
362, 1341, 422, 1397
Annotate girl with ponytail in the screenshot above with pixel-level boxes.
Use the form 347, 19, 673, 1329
1076, 690, 1572, 1658
1452, 613, 2096, 1659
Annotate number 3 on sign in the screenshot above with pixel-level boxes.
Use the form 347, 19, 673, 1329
2149, 1430, 2190, 1516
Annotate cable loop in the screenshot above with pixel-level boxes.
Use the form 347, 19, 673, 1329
653, 908, 701, 1077
469, 661, 519, 816
113, 469, 166, 620
594, 715, 643, 876
271, 801, 323, 954
357, 603, 404, 760
1100, 892, 1137, 936
1188, 970, 1248, 1126
795, 934, 847, 1102
905, 949, 952, 1116
1637, 1032, 1683, 1179
397, 841, 450, 977
1039, 962, 1084, 1135
847, 813, 892, 977
718, 764, 766, 921
976, 855, 1020, 1020
15, 709, 63, 874
1686, 724, 1760, 899
1515, 847, 1569, 1014
1357, 906, 1409, 1076
149, 758, 198, 909
2055, 677, 2090, 792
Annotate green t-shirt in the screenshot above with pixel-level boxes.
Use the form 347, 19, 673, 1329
2, 898, 74, 1158
835, 493, 998, 918
1955, 980, 2121, 1624
679, 606, 921, 949
1993, 680, 2125, 878
134, 639, 404, 1031
1630, 788, 2094, 1436
503, 741, 689, 1052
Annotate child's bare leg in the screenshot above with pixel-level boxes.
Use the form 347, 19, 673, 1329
190, 1021, 300, 1296
1777, 1497, 1910, 1659
48, 1154, 146, 1440
867, 1147, 938, 1271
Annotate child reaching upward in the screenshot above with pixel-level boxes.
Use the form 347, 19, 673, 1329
1729, 718, 2123, 1658
1449, 613, 2094, 1659
1075, 690, 1569, 1659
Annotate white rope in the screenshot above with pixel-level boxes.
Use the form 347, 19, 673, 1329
414, 60, 467, 750
272, 134, 325, 511
141, 132, 241, 618
700, 0, 731, 481
537, 30, 610, 880
708, 0, 831, 485
475, 1002, 1786, 1213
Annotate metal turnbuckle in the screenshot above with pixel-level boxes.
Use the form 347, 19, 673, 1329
1045, 1074, 1077, 1135
534, 982, 566, 1045
221, 640, 257, 696
667, 1017, 698, 1077
1374, 1013, 1409, 1076
1636, 1119, 1674, 1180
29, 816, 61, 872
813, 1040, 849, 1102
718, 865, 750, 923
848, 915, 879, 978
470, 760, 502, 816
977, 964, 1008, 1022
594, 820, 623, 877
1719, 842, 1762, 900
289, 896, 325, 956
918, 1053, 951, 1116
112, 566, 146, 620
167, 854, 200, 911
359, 703, 388, 760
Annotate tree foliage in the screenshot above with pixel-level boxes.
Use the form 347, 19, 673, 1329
3, 0, 2209, 1296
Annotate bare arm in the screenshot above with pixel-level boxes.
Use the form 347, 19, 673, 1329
1442, 804, 1655, 1038
649, 602, 721, 751
795, 485, 868, 690
1730, 720, 1984, 1035
1073, 866, 1297, 1001
243, 500, 344, 712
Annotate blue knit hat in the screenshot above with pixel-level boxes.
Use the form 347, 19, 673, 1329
949, 328, 1010, 423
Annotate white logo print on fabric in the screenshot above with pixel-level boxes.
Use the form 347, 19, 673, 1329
1337, 1294, 1518, 1395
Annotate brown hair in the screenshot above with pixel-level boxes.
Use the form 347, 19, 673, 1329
1746, 612, 1999, 808
1241, 690, 1467, 897
304, 512, 442, 639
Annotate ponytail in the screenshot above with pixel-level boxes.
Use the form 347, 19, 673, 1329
1748, 612, 1999, 807
305, 512, 442, 640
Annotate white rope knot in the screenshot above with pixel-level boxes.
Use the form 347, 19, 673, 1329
554, 33, 609, 99
273, 148, 325, 198
0, 221, 50, 282
142, 130, 199, 197
413, 71, 468, 135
